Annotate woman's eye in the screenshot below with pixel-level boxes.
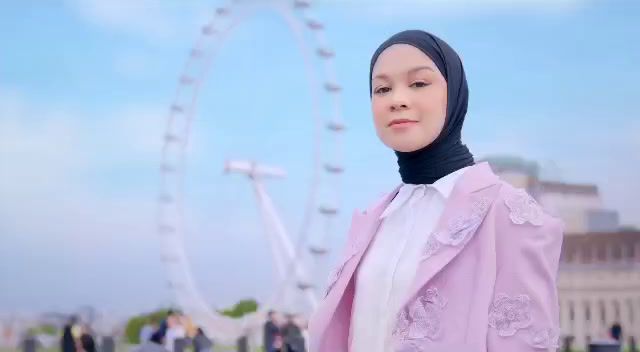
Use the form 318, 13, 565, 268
374, 87, 391, 94
411, 81, 430, 88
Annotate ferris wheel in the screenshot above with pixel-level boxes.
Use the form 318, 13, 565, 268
156, 0, 345, 342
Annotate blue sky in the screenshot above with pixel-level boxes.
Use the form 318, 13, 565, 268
1, 0, 638, 317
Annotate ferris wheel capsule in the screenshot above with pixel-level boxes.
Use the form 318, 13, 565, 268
319, 205, 338, 216
293, 0, 311, 10
324, 163, 344, 174
201, 25, 216, 36
317, 48, 335, 59
306, 19, 324, 30
326, 121, 345, 132
309, 246, 328, 255
216, 7, 230, 16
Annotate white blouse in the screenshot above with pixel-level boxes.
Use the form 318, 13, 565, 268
349, 167, 469, 352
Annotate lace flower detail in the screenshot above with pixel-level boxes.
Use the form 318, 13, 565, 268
423, 196, 491, 259
421, 237, 442, 260
393, 288, 447, 341
505, 189, 543, 226
488, 293, 533, 336
527, 328, 560, 349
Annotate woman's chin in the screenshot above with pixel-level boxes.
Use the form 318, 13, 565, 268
389, 141, 432, 153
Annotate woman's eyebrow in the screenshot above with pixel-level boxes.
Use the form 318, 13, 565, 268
408, 66, 435, 74
373, 66, 435, 80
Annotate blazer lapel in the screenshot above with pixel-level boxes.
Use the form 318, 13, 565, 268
403, 162, 501, 306
312, 186, 401, 348
326, 185, 402, 300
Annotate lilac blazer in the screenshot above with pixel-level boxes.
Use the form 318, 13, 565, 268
308, 162, 564, 352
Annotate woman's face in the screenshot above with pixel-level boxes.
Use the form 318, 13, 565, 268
371, 44, 448, 152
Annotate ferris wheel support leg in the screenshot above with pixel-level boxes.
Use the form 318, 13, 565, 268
252, 179, 318, 309
252, 179, 288, 282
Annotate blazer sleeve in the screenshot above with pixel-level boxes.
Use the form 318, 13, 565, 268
487, 189, 565, 352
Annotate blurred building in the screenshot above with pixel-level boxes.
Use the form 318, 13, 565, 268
482, 155, 620, 234
484, 156, 639, 350
558, 231, 640, 349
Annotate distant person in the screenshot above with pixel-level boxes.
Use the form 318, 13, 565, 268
561, 335, 574, 352
61, 317, 77, 352
629, 336, 638, 352
192, 328, 213, 352
139, 320, 157, 344
156, 310, 177, 339
134, 331, 168, 352
282, 314, 305, 352
272, 334, 284, 352
164, 313, 185, 352
263, 311, 280, 352
79, 325, 96, 352
610, 322, 622, 342
299, 320, 309, 352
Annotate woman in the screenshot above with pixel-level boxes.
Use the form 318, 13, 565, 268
308, 30, 564, 352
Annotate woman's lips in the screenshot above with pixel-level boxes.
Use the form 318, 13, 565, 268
388, 118, 418, 127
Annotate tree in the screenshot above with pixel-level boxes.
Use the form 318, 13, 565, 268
219, 299, 259, 318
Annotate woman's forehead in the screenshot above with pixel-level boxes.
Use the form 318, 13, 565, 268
372, 44, 438, 77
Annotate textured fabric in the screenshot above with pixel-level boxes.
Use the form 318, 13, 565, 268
349, 167, 468, 352
308, 162, 564, 352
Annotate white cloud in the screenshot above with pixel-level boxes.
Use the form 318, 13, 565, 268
0, 88, 277, 312
320, 0, 581, 4
0, 90, 168, 312
0, 89, 165, 194
318, 0, 583, 8
0, 89, 170, 247
0, 90, 87, 197
316, 0, 586, 19
65, 0, 210, 44
93, 105, 167, 163
112, 51, 160, 80
67, 0, 173, 42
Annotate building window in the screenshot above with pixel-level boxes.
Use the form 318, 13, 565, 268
560, 251, 573, 263
599, 301, 606, 326
583, 245, 592, 263
585, 301, 591, 322
613, 243, 623, 261
613, 300, 621, 321
628, 299, 634, 324
626, 243, 635, 260
569, 301, 575, 322
597, 244, 606, 262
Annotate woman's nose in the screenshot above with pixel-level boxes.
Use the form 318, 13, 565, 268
390, 90, 409, 111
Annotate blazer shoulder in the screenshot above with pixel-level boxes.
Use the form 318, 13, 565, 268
492, 180, 565, 235
360, 184, 401, 215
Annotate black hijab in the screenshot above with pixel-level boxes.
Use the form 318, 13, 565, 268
369, 30, 474, 185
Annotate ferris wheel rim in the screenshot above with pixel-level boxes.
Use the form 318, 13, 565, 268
156, 0, 345, 341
